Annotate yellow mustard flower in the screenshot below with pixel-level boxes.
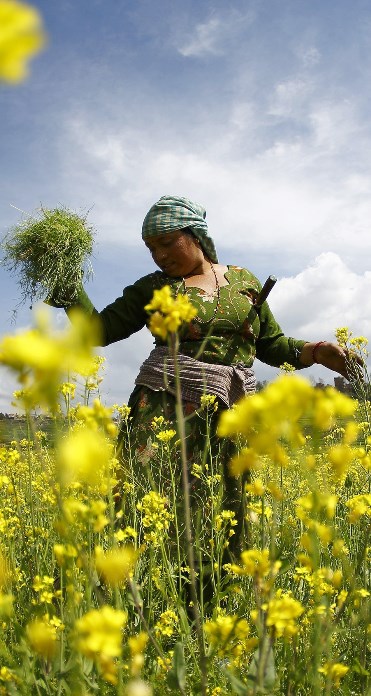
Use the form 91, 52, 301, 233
0, 666, 19, 684
346, 493, 371, 523
327, 444, 356, 480
128, 632, 148, 676
245, 478, 265, 496
318, 662, 349, 687
0, 592, 13, 618
263, 592, 304, 638
114, 403, 131, 422
114, 526, 137, 542
154, 609, 179, 638
56, 428, 113, 485
26, 617, 58, 660
0, 550, 10, 589
218, 375, 356, 452
0, 0, 46, 83
155, 428, 177, 444
204, 614, 253, 657
137, 491, 173, 544
200, 393, 218, 411
214, 509, 237, 532
145, 285, 197, 339
230, 548, 271, 578
0, 308, 98, 408
53, 543, 78, 567
74, 605, 127, 684
229, 447, 262, 475
95, 545, 138, 586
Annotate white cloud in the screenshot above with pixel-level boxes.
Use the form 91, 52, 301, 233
54, 111, 371, 297
299, 46, 321, 68
269, 251, 371, 345
253, 252, 371, 385
268, 79, 313, 118
178, 17, 223, 57
177, 9, 254, 58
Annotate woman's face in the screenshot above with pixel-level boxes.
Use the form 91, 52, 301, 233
144, 230, 204, 277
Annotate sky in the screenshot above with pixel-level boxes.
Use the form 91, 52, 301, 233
1, 0, 371, 411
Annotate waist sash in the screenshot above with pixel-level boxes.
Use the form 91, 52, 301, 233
135, 346, 256, 407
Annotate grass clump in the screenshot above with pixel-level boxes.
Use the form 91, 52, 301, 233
1, 206, 95, 307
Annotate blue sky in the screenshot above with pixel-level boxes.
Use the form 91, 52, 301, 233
1, 0, 371, 410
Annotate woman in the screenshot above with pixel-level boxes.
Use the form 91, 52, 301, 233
58, 195, 354, 570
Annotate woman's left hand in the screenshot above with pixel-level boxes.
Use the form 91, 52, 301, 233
300, 341, 364, 380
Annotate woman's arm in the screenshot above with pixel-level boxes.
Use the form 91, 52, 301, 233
299, 341, 363, 380
47, 274, 160, 346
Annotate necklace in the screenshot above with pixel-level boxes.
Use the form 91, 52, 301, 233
182, 260, 221, 325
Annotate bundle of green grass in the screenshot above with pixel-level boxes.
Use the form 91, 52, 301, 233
1, 207, 95, 307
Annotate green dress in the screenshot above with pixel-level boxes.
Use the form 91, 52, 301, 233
65, 265, 306, 559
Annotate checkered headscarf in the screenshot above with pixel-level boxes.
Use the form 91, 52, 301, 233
141, 195, 218, 263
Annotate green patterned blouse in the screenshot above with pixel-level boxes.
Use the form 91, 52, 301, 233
67, 265, 307, 370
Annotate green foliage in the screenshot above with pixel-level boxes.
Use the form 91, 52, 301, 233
1, 206, 95, 308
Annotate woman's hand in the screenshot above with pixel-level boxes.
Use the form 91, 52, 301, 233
299, 341, 364, 380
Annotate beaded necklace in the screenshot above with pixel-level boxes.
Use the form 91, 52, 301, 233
181, 260, 221, 325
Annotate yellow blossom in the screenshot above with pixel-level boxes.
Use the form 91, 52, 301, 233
56, 428, 113, 485
0, 308, 98, 408
137, 491, 173, 544
229, 447, 261, 475
95, 545, 138, 586
200, 394, 218, 411
346, 494, 371, 523
154, 609, 179, 638
145, 285, 197, 339
114, 403, 131, 422
245, 478, 265, 496
128, 632, 148, 676
264, 592, 304, 638
114, 526, 137, 542
0, 666, 19, 684
0, 550, 10, 588
214, 509, 237, 532
204, 614, 253, 657
331, 539, 349, 558
0, 0, 46, 83
155, 429, 177, 444
0, 592, 13, 618
230, 549, 271, 578
318, 662, 349, 687
327, 444, 356, 480
53, 543, 78, 567
218, 376, 356, 454
74, 605, 127, 684
26, 617, 58, 659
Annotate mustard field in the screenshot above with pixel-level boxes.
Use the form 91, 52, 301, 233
0, 311, 369, 695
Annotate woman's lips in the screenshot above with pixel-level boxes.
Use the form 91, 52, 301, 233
161, 263, 175, 273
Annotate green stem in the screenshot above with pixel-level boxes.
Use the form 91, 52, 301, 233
170, 333, 207, 695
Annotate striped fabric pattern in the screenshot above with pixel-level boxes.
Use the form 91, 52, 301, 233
141, 195, 218, 263
135, 346, 256, 408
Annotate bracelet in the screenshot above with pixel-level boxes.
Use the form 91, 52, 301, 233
312, 341, 326, 364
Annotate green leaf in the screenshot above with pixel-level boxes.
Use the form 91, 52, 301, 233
167, 641, 186, 692
221, 667, 249, 695
351, 658, 369, 676
35, 679, 47, 688
247, 644, 276, 693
